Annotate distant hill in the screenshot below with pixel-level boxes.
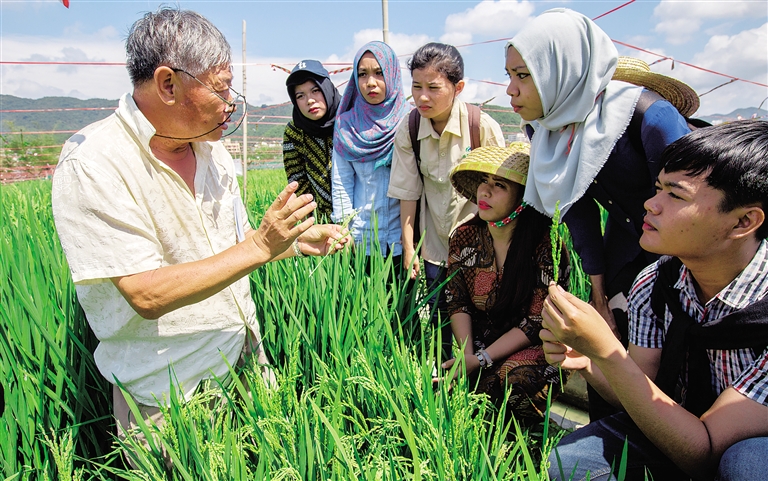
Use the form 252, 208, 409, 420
0, 95, 523, 146
1, 95, 119, 145
0, 94, 291, 144
246, 103, 292, 141
9, 93, 768, 150
698, 107, 768, 124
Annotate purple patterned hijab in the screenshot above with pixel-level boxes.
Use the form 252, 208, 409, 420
333, 41, 409, 169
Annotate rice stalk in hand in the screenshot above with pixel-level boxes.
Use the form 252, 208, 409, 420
547, 200, 568, 389
550, 200, 563, 284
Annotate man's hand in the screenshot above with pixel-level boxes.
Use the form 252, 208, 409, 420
251, 182, 317, 261
297, 224, 352, 256
540, 328, 591, 371
541, 283, 623, 361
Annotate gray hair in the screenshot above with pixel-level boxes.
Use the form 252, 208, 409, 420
125, 7, 232, 86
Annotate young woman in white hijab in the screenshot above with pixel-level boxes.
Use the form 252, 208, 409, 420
505, 8, 693, 421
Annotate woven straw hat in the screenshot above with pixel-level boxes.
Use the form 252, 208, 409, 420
450, 142, 530, 205
612, 57, 699, 118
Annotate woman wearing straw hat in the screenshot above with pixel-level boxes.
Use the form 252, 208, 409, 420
505, 8, 698, 421
442, 142, 570, 422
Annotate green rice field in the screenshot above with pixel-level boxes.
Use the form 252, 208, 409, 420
1, 169, 591, 480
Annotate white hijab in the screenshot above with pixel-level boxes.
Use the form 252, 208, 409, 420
507, 8, 642, 218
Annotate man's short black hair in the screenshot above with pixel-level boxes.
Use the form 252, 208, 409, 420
661, 120, 768, 239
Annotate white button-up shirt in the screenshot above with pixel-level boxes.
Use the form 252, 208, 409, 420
52, 93, 266, 406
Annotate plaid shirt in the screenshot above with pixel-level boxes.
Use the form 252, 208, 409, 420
628, 240, 768, 407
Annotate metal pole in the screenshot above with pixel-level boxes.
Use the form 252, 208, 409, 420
241, 20, 248, 202
381, 0, 390, 44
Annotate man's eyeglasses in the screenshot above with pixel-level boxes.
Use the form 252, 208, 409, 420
163, 67, 247, 139
172, 68, 245, 109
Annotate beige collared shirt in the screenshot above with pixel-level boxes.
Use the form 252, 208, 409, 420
52, 93, 267, 406
388, 99, 505, 264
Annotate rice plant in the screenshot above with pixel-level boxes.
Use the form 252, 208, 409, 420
1, 170, 595, 480
0, 180, 113, 479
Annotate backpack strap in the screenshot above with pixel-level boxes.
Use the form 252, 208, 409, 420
650, 256, 682, 324
466, 103, 482, 150
407, 103, 485, 182
408, 108, 422, 169
410, 103, 482, 163
408, 108, 424, 244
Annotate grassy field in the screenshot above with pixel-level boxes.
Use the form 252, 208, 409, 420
0, 169, 590, 480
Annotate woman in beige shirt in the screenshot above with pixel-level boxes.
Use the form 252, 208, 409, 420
388, 42, 505, 360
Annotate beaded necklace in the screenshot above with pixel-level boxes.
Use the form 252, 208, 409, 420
487, 201, 527, 228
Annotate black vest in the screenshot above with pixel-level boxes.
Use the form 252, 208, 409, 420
650, 257, 768, 416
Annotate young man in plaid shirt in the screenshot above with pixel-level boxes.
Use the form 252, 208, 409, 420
541, 120, 768, 481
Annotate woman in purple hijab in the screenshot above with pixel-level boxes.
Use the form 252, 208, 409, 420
332, 41, 410, 261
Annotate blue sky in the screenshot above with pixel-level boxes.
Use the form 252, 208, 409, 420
0, 0, 766, 116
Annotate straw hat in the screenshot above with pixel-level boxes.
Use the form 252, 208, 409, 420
450, 142, 530, 205
612, 57, 699, 118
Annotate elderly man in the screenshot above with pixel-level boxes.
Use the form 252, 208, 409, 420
542, 121, 768, 481
51, 7, 347, 444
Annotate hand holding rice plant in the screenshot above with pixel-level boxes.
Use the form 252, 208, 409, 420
308, 207, 359, 277
298, 224, 352, 256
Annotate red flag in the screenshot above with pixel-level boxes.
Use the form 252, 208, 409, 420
62, 0, 70, 7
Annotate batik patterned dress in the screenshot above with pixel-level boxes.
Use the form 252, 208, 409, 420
446, 221, 570, 420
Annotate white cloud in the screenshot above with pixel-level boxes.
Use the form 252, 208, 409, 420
246, 57, 301, 107
682, 23, 768, 114
620, 23, 768, 115
350, 29, 432, 59
440, 31, 473, 48
0, 23, 433, 109
0, 30, 128, 100
654, 0, 766, 44
442, 0, 535, 45
4, 76, 68, 99
460, 78, 506, 105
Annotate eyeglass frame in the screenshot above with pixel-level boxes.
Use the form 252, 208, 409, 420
154, 67, 247, 140
171, 67, 245, 109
